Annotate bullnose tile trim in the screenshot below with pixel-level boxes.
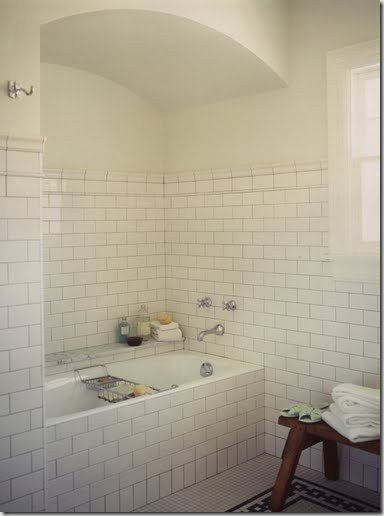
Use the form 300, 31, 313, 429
4, 134, 46, 153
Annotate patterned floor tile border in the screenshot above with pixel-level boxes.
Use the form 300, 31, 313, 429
228, 476, 380, 512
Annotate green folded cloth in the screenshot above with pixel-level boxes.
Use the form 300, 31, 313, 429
298, 406, 323, 423
281, 402, 329, 421
280, 403, 307, 417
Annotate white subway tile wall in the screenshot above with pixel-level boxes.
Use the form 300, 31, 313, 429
40, 158, 380, 509
43, 170, 166, 354
46, 370, 264, 511
0, 144, 45, 512
164, 161, 380, 491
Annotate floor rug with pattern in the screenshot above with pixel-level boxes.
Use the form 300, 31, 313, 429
227, 476, 380, 513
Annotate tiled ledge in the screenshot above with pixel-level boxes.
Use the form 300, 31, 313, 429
45, 338, 184, 375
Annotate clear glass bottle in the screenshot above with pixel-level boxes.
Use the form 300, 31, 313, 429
118, 316, 130, 343
136, 304, 151, 341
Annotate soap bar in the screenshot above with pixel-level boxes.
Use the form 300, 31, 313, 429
133, 384, 155, 397
159, 312, 172, 325
150, 320, 179, 331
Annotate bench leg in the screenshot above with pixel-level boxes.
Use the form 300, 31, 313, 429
323, 440, 339, 480
270, 428, 307, 512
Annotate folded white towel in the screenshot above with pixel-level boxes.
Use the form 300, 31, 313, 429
150, 320, 179, 332
151, 327, 183, 342
322, 410, 380, 443
334, 398, 380, 415
329, 403, 380, 428
332, 383, 380, 403
332, 384, 380, 414
334, 395, 380, 414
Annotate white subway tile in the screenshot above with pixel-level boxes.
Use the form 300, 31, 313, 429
73, 463, 104, 489
57, 450, 89, 476
0, 240, 28, 263
119, 433, 146, 455
10, 346, 41, 370
72, 429, 102, 452
88, 409, 117, 430
132, 412, 158, 434
7, 176, 40, 197
10, 387, 42, 413
58, 486, 90, 512
106, 490, 120, 512
310, 363, 335, 381
11, 470, 44, 499
350, 294, 377, 311
48, 473, 74, 497
120, 485, 134, 512
133, 480, 147, 509
253, 176, 273, 190
89, 441, 118, 465
0, 452, 31, 482
90, 474, 119, 500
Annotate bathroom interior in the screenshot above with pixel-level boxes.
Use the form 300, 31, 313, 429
0, 0, 380, 512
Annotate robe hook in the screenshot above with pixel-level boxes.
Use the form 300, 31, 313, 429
8, 81, 34, 99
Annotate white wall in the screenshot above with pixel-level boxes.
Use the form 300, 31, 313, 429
164, 0, 379, 172
36, 0, 288, 81
0, 0, 287, 136
41, 64, 164, 172
0, 9, 40, 135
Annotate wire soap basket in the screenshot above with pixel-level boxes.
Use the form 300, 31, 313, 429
75, 365, 160, 403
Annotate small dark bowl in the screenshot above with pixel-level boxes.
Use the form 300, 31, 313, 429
127, 336, 143, 347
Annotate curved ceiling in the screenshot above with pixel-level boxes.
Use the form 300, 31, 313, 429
41, 9, 285, 112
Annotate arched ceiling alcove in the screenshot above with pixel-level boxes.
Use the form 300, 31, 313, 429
41, 9, 286, 111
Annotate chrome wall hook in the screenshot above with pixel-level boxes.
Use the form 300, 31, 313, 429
8, 81, 35, 99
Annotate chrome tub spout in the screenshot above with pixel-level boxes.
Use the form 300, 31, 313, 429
197, 324, 225, 342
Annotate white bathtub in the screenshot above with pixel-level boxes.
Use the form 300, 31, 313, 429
45, 350, 264, 512
45, 350, 260, 424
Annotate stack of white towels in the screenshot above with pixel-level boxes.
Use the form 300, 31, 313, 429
322, 383, 380, 443
150, 320, 183, 342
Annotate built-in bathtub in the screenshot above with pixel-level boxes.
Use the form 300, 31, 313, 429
45, 350, 265, 512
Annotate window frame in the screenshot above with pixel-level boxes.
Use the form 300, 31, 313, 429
326, 39, 380, 283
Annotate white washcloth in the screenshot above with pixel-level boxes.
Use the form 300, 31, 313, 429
329, 403, 380, 428
150, 320, 179, 331
332, 384, 380, 413
151, 327, 183, 342
322, 410, 380, 443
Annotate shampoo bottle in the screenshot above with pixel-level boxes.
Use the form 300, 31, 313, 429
136, 305, 151, 341
118, 317, 130, 343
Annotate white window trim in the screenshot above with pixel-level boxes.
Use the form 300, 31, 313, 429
327, 39, 380, 283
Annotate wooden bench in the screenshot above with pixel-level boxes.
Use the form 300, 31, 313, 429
270, 416, 380, 512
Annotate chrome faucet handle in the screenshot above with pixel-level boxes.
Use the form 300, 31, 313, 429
222, 300, 237, 311
197, 297, 212, 308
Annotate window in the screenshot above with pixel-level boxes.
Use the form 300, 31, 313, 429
327, 40, 380, 282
